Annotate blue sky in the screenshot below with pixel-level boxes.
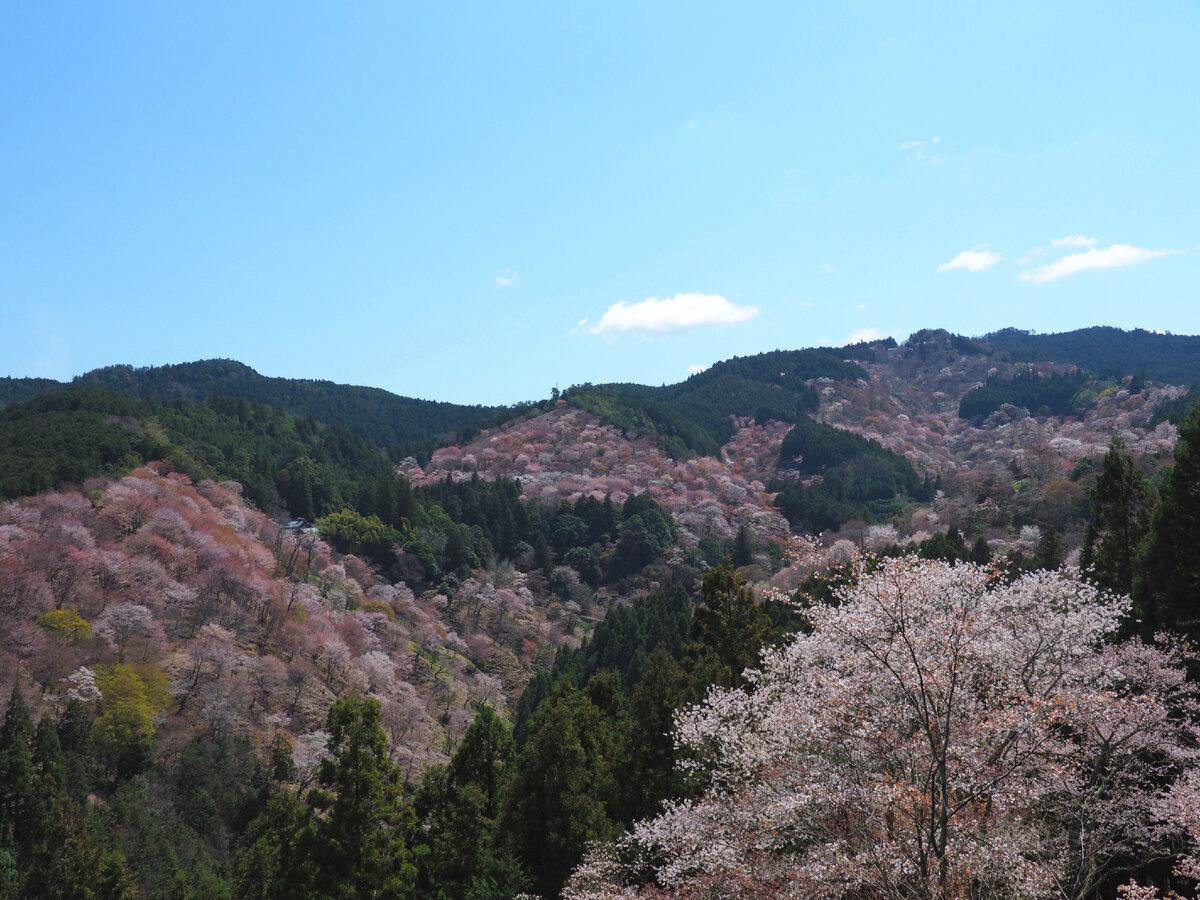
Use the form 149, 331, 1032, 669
2, 2, 1197, 405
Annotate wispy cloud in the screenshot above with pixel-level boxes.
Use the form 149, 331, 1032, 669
687, 364, 709, 375
936, 247, 1002, 273
588, 293, 760, 336
900, 135, 944, 164
819, 263, 838, 274
1020, 242, 1179, 284
495, 268, 519, 287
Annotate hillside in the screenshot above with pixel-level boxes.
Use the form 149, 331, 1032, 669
0, 386, 396, 516
407, 402, 793, 547
1, 359, 505, 458
4, 326, 1200, 897
985, 325, 1200, 384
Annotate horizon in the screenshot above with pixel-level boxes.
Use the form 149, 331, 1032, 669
9, 322, 1195, 408
3, 3, 1197, 405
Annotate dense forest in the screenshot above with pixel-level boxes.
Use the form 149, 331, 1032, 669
0, 360, 503, 463
986, 326, 1200, 385
561, 347, 866, 459
5, 328, 1200, 898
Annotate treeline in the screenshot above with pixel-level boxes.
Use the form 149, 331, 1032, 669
0, 676, 271, 899
561, 348, 867, 459
72, 359, 501, 457
560, 385, 723, 459
0, 386, 699, 597
772, 415, 936, 532
0, 388, 183, 499
985, 326, 1200, 385
493, 565, 779, 897
0, 386, 394, 518
0, 376, 64, 408
1081, 400, 1200, 646
322, 477, 679, 590
958, 368, 1091, 421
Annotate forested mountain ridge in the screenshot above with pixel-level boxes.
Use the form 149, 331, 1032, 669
985, 325, 1200, 384
5, 325, 1200, 897
1, 359, 505, 458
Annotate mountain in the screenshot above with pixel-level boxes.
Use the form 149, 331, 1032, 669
0, 385, 395, 515
3, 325, 1200, 897
1, 359, 505, 458
0, 376, 63, 407
984, 325, 1200, 384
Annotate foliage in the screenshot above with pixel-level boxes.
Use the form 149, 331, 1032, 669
515, 583, 692, 745
235, 696, 416, 899
315, 509, 409, 571
683, 563, 773, 690
773, 415, 934, 532
568, 558, 1199, 900
959, 368, 1091, 421
35, 609, 93, 645
1151, 384, 1200, 427
0, 387, 171, 499
0, 385, 396, 520
0, 686, 36, 856
306, 696, 416, 898
22, 801, 140, 900
501, 683, 624, 898
413, 706, 527, 900
73, 358, 500, 457
91, 665, 168, 784
1136, 397, 1200, 642
985, 326, 1200, 386
563, 385, 723, 459
1081, 437, 1152, 598
563, 348, 865, 458
0, 376, 66, 409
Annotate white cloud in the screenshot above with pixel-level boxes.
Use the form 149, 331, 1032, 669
846, 328, 888, 344
1020, 243, 1179, 284
936, 248, 1002, 273
1050, 234, 1098, 249
687, 364, 709, 375
495, 268, 519, 287
588, 293, 760, 336
856, 302, 868, 311
819, 263, 838, 274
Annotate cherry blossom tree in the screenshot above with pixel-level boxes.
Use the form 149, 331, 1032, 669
93, 603, 163, 661
567, 558, 1198, 900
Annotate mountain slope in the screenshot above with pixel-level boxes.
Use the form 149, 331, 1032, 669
985, 326, 1200, 384
73, 359, 504, 455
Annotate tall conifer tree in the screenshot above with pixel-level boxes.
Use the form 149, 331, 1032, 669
1137, 400, 1200, 640
1081, 436, 1150, 597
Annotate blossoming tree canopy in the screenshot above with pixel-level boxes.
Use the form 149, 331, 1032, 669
567, 558, 1200, 900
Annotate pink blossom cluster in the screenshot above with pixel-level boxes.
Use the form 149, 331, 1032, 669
568, 558, 1199, 900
